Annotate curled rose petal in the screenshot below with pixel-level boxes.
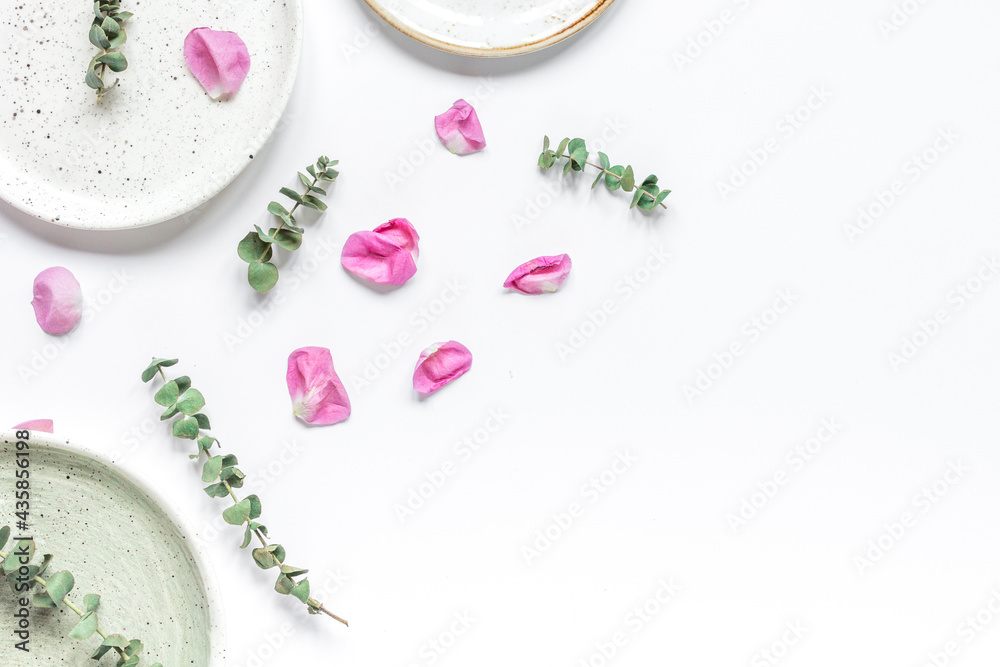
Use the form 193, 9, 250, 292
13, 420, 54, 433
413, 341, 473, 395
184, 27, 251, 100
341, 218, 420, 285
434, 99, 486, 155
31, 266, 83, 335
503, 254, 572, 295
373, 218, 420, 259
287, 347, 351, 426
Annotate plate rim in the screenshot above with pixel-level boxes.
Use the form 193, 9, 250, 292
362, 0, 615, 57
0, 428, 227, 665
0, 0, 304, 231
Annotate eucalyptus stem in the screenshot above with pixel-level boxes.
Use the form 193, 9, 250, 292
238, 156, 340, 294
255, 172, 317, 263
86, 1, 132, 102
0, 527, 160, 665
142, 357, 348, 627
537, 135, 671, 210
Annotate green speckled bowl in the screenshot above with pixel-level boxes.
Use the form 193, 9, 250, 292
0, 430, 225, 665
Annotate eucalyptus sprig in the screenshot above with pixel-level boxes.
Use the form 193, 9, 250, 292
141, 357, 348, 626
86, 1, 132, 102
0, 526, 161, 666
537, 136, 671, 210
238, 156, 340, 294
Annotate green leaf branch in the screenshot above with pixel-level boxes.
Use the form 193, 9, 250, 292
86, 1, 131, 102
0, 526, 161, 666
141, 358, 348, 626
238, 156, 340, 294
537, 136, 671, 210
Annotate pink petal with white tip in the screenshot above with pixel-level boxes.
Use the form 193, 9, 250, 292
184, 27, 251, 100
413, 341, 473, 395
31, 266, 83, 335
503, 254, 572, 295
435, 99, 486, 155
286, 347, 351, 426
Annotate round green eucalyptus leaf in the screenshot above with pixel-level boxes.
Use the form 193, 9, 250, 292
248, 261, 279, 294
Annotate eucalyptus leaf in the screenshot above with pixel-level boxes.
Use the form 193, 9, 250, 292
176, 388, 206, 415
3, 540, 35, 573
238, 231, 270, 263
290, 578, 310, 603
89, 24, 109, 49
153, 380, 179, 407
279, 187, 304, 205
141, 358, 177, 383
267, 201, 290, 218
274, 574, 294, 595
69, 610, 99, 640
252, 548, 279, 570
274, 229, 302, 252
240, 525, 253, 549
172, 416, 200, 440
43, 570, 74, 605
85, 63, 104, 90
203, 482, 229, 499
33, 591, 56, 608
246, 494, 262, 520
202, 456, 223, 483
223, 498, 252, 526
248, 261, 279, 294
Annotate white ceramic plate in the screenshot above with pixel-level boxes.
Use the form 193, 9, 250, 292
363, 0, 615, 56
0, 0, 302, 230
0, 430, 225, 665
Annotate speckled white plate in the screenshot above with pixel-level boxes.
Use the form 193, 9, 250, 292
363, 0, 615, 56
0, 430, 225, 665
0, 0, 302, 229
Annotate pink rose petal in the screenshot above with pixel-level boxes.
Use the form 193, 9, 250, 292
287, 347, 351, 426
373, 218, 420, 259
184, 27, 251, 100
413, 341, 473, 395
341, 218, 420, 285
13, 420, 54, 433
31, 266, 83, 335
503, 254, 572, 295
435, 99, 486, 155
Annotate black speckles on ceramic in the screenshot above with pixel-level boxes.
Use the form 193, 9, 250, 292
0, 434, 221, 664
0, 0, 303, 229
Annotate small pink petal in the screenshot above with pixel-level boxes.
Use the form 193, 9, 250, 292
31, 267, 83, 335
341, 219, 420, 286
435, 99, 486, 155
503, 254, 573, 295
286, 347, 351, 426
413, 341, 473, 395
13, 420, 54, 433
184, 27, 251, 100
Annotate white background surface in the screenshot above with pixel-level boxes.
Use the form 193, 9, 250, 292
2, 1, 1000, 665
